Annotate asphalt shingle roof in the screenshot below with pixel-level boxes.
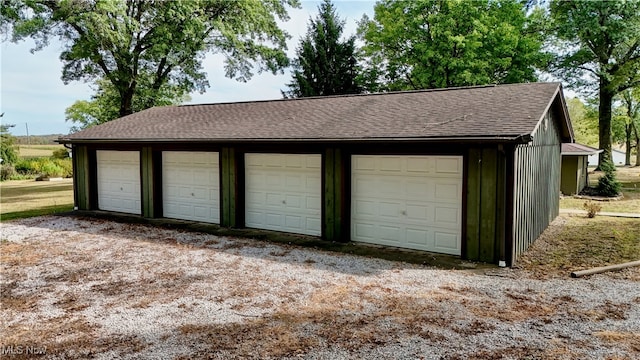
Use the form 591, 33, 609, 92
561, 143, 601, 155
60, 82, 568, 143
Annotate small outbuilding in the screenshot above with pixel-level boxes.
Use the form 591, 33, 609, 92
561, 143, 601, 195
588, 148, 627, 167
59, 82, 573, 266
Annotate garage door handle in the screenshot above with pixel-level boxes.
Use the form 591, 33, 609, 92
282, 200, 286, 204
120, 187, 123, 191
191, 193, 195, 197
401, 210, 406, 216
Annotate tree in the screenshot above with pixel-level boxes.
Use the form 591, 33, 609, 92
549, 1, 640, 169
0, 114, 19, 166
66, 77, 190, 131
566, 97, 599, 147
2, 0, 299, 118
357, 0, 549, 91
283, 0, 361, 98
617, 88, 640, 166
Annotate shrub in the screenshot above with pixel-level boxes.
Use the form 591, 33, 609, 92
596, 161, 621, 197
0, 164, 15, 181
583, 201, 602, 218
13, 157, 72, 178
38, 162, 65, 178
14, 159, 41, 175
52, 158, 73, 177
52, 148, 70, 159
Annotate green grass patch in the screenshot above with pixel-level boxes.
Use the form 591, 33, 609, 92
1, 204, 74, 221
519, 216, 640, 277
0, 179, 74, 219
561, 167, 640, 213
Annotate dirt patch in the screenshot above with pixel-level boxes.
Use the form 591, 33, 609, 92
1, 216, 639, 359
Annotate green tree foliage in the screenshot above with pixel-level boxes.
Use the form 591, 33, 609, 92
65, 77, 190, 131
283, 0, 361, 97
566, 97, 599, 147
357, 0, 548, 91
2, 0, 299, 118
549, 0, 640, 169
596, 160, 622, 197
0, 115, 19, 166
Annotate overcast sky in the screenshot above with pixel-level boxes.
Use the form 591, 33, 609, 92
0, 1, 375, 136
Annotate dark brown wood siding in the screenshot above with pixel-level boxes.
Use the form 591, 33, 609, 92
464, 146, 508, 263
511, 111, 562, 264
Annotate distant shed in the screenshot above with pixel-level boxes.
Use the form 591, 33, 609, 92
58, 82, 573, 266
561, 143, 601, 195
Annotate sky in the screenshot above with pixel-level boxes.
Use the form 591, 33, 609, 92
0, 1, 376, 136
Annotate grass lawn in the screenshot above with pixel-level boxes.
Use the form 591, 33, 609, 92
0, 179, 74, 221
18, 144, 65, 158
518, 215, 640, 279
560, 166, 640, 213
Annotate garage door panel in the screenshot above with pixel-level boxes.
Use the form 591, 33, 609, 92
379, 158, 401, 171
379, 225, 401, 239
379, 202, 401, 218
162, 151, 219, 223
306, 196, 321, 211
97, 150, 141, 215
352, 155, 462, 255
434, 183, 460, 201
435, 233, 459, 254
354, 222, 376, 241
245, 154, 321, 236
406, 158, 430, 172
405, 181, 431, 198
435, 207, 459, 226
406, 228, 429, 246
307, 157, 321, 168
286, 156, 302, 167
406, 204, 429, 220
436, 157, 462, 173
353, 157, 375, 170
284, 195, 301, 208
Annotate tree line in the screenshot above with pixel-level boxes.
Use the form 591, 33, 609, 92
2, 0, 639, 168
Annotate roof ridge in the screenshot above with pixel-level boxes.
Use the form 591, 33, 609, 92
177, 82, 560, 108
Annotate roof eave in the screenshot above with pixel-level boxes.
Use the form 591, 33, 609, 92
57, 135, 533, 145
562, 149, 603, 156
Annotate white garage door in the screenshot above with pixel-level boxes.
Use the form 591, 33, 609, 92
97, 150, 141, 214
351, 155, 463, 255
163, 151, 220, 223
245, 154, 321, 236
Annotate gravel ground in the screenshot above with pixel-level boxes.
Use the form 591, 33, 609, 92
1, 216, 639, 359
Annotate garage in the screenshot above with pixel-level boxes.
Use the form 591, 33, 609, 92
96, 150, 141, 214
245, 153, 321, 235
162, 151, 220, 223
351, 155, 463, 255
63, 82, 573, 266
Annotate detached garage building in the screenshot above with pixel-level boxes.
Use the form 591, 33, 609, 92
59, 82, 573, 266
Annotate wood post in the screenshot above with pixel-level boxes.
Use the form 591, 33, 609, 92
570, 260, 640, 278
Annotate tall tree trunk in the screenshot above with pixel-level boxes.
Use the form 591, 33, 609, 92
597, 80, 614, 170
625, 123, 632, 166
634, 123, 640, 166
119, 87, 135, 117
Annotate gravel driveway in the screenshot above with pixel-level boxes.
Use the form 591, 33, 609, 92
1, 216, 639, 359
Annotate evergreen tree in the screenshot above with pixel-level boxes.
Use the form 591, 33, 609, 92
283, 0, 362, 98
